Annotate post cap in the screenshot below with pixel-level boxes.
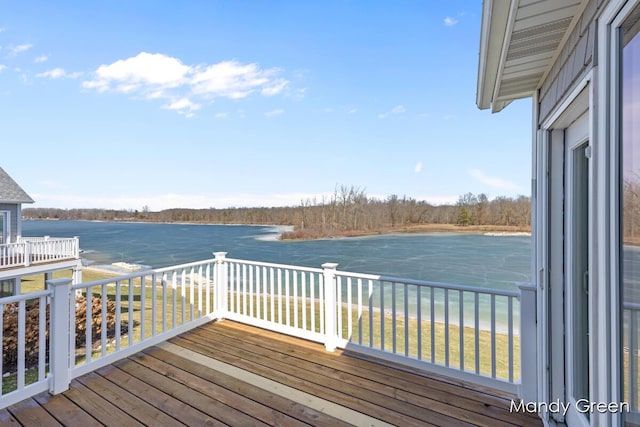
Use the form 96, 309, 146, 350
321, 262, 339, 269
46, 278, 73, 287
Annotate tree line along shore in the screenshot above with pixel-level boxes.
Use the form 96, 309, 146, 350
23, 186, 531, 240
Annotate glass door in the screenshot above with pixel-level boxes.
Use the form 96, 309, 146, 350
565, 113, 591, 427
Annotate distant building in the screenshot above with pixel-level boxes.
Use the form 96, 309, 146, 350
0, 166, 81, 295
0, 166, 34, 244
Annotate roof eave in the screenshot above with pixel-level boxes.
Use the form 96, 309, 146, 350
476, 0, 514, 111
1, 199, 35, 204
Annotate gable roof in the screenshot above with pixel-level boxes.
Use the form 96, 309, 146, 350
477, 0, 587, 112
0, 167, 34, 204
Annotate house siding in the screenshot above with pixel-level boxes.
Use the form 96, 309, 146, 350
0, 203, 20, 242
538, 0, 608, 125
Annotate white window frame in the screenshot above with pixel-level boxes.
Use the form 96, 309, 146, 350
539, 77, 593, 426
0, 210, 10, 244
598, 0, 640, 425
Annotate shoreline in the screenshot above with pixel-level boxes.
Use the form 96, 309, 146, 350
280, 224, 531, 241
26, 217, 530, 241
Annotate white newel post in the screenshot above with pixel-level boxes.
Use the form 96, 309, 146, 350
517, 282, 537, 403
322, 263, 339, 352
47, 278, 73, 394
213, 252, 228, 319
73, 236, 80, 259
72, 265, 83, 298
23, 241, 31, 267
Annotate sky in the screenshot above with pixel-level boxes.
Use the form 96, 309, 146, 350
0, 1, 532, 211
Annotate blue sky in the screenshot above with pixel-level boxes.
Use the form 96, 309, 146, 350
0, 1, 531, 210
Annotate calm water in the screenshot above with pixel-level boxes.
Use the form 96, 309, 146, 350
22, 220, 531, 291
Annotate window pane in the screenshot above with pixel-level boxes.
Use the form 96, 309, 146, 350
622, 9, 640, 421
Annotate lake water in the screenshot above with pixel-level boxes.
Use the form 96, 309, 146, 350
22, 220, 531, 291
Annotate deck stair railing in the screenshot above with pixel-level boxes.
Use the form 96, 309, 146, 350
0, 252, 537, 409
0, 237, 79, 269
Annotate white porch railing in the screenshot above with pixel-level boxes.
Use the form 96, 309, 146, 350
0, 257, 219, 408
0, 237, 79, 269
221, 255, 534, 394
0, 252, 536, 409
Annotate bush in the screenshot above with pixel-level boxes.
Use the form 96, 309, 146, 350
2, 295, 120, 373
74, 295, 118, 348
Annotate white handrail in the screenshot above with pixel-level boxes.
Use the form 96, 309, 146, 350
221, 256, 525, 392
0, 252, 534, 408
0, 237, 79, 269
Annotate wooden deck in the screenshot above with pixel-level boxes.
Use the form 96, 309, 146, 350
0, 320, 542, 426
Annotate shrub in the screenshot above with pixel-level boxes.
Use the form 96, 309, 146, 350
2, 295, 120, 373
74, 295, 118, 348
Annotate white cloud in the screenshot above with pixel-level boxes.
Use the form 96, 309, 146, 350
11, 43, 33, 55
0, 64, 6, 72
264, 108, 284, 117
348, 108, 357, 114
378, 105, 406, 119
214, 112, 228, 119
83, 52, 190, 94
36, 68, 83, 79
31, 191, 339, 210
81, 52, 290, 117
261, 79, 288, 96
444, 17, 458, 26
37, 68, 65, 78
468, 169, 520, 190
191, 60, 283, 99
34, 54, 49, 63
163, 97, 200, 111
414, 162, 423, 173
162, 97, 201, 118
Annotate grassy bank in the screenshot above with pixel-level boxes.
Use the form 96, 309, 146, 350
281, 223, 531, 240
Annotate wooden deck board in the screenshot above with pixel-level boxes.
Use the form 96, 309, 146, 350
192, 322, 532, 427
114, 356, 268, 427
7, 397, 63, 426
206, 321, 541, 427
173, 330, 465, 426
0, 320, 542, 426
139, 347, 349, 427
33, 393, 102, 427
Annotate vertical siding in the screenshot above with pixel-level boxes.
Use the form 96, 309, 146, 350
538, 0, 608, 124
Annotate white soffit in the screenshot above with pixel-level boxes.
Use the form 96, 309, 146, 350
477, 0, 587, 112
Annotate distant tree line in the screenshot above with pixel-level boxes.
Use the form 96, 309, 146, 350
23, 185, 531, 238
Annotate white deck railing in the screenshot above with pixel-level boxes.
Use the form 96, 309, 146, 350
0, 237, 79, 269
221, 254, 534, 394
0, 257, 219, 408
0, 252, 536, 409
